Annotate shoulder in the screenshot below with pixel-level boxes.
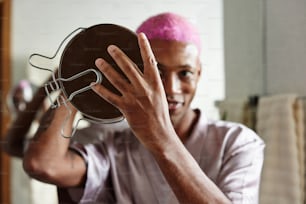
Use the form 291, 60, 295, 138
208, 118, 265, 157
73, 120, 132, 145
196, 109, 265, 154
70, 121, 137, 161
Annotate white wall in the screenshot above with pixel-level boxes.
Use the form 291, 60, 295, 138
265, 0, 306, 95
11, 1, 224, 204
223, 0, 265, 98
224, 0, 306, 98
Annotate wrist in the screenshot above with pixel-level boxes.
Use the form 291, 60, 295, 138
146, 126, 181, 157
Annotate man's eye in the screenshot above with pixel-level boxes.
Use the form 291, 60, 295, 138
180, 70, 194, 78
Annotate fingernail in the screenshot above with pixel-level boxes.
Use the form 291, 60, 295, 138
139, 32, 147, 39
95, 58, 103, 66
107, 45, 116, 53
90, 82, 97, 89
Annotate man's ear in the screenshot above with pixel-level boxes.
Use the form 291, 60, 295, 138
196, 61, 202, 81
198, 63, 202, 77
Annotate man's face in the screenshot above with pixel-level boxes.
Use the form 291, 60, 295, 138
150, 39, 201, 127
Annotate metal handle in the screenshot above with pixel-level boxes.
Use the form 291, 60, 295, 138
45, 69, 102, 108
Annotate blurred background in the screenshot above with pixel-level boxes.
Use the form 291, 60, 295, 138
1, 0, 306, 203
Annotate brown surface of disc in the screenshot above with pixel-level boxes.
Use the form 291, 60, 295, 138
59, 24, 143, 121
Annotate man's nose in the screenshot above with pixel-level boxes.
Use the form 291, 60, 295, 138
163, 74, 181, 94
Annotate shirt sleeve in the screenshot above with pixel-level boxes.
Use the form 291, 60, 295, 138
68, 141, 115, 203
217, 125, 265, 204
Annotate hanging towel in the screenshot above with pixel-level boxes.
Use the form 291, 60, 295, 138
301, 98, 306, 204
257, 94, 304, 204
294, 98, 305, 203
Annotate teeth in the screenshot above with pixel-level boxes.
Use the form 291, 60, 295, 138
168, 102, 178, 109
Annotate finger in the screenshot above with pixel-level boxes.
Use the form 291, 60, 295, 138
107, 45, 143, 85
90, 81, 121, 107
95, 58, 129, 94
137, 33, 159, 78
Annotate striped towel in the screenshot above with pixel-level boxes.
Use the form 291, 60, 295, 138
257, 94, 304, 204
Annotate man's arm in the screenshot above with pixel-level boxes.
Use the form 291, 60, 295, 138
3, 73, 59, 158
91, 33, 231, 204
2, 83, 47, 158
23, 102, 87, 187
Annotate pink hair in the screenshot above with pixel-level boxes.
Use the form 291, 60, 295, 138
136, 12, 201, 53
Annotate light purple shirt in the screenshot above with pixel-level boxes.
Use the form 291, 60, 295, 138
68, 109, 265, 204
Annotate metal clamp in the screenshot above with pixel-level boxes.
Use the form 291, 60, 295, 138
45, 69, 102, 109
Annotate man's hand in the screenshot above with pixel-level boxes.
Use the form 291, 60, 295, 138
91, 33, 175, 152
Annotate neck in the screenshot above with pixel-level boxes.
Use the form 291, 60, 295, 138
174, 109, 198, 143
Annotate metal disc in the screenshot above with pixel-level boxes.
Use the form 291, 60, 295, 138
59, 24, 143, 122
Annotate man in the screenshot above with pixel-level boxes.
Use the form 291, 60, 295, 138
23, 12, 265, 203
